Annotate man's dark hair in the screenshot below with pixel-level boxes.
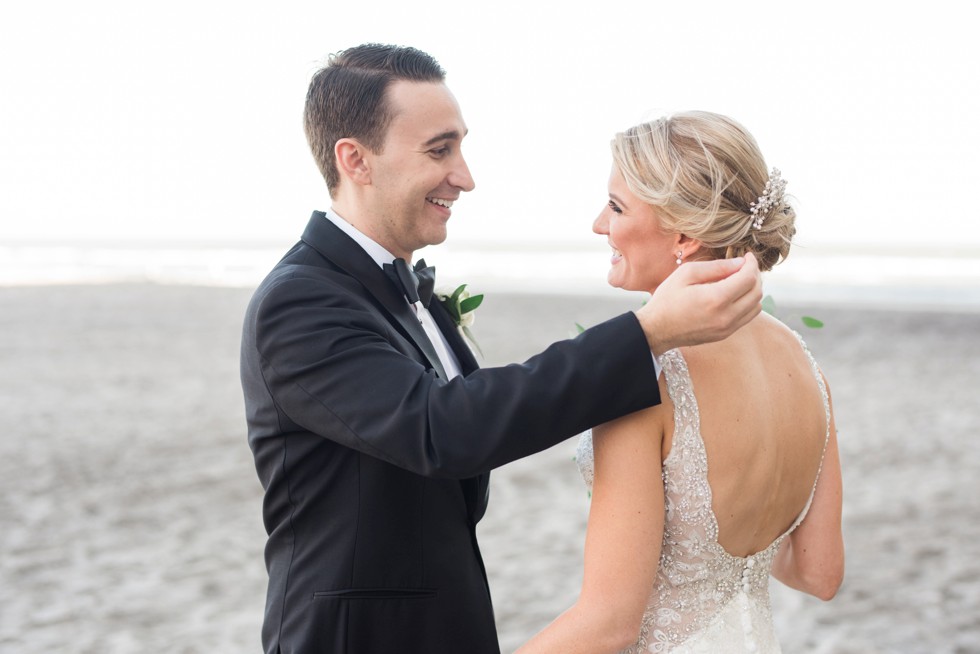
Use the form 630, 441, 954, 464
304, 43, 446, 195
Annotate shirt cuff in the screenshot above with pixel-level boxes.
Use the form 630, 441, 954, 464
651, 351, 663, 379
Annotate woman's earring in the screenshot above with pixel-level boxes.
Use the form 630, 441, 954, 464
675, 251, 683, 265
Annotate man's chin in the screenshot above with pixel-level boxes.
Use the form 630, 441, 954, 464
423, 228, 448, 248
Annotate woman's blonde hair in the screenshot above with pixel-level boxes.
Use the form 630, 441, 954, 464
610, 111, 795, 271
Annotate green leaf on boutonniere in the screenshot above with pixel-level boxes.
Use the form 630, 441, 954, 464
460, 293, 483, 314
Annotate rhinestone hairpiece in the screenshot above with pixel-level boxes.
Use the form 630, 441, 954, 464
749, 168, 787, 230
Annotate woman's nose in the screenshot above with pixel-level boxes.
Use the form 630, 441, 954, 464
593, 210, 609, 235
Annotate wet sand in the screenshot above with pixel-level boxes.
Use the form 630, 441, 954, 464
1, 284, 978, 653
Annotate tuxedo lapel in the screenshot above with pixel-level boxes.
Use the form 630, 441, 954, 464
300, 212, 449, 380
301, 212, 488, 522
429, 297, 489, 523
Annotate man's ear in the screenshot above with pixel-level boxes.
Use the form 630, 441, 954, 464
335, 138, 372, 186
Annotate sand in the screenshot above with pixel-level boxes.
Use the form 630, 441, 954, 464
1, 284, 978, 653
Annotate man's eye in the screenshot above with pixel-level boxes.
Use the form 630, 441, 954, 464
430, 147, 450, 157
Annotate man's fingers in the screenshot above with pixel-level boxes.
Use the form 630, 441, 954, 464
729, 284, 764, 329
693, 252, 760, 306
719, 259, 764, 333
674, 253, 750, 286
721, 253, 762, 305
636, 252, 764, 352
697, 253, 762, 338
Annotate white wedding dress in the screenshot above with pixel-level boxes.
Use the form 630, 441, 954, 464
576, 336, 830, 653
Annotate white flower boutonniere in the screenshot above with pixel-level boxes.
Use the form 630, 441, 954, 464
436, 284, 484, 356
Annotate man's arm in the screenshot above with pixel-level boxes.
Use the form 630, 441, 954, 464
636, 253, 763, 355
249, 253, 761, 480
250, 272, 661, 479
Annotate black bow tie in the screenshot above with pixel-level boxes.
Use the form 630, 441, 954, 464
384, 258, 436, 308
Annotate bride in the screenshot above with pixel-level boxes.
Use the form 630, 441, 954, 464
517, 111, 844, 653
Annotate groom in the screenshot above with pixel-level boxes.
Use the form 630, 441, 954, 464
241, 43, 762, 654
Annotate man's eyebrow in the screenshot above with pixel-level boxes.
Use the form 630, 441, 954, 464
422, 129, 467, 147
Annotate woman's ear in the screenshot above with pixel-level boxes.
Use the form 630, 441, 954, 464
334, 138, 372, 186
676, 233, 704, 260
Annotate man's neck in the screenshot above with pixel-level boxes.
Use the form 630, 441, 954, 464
330, 200, 412, 261
323, 208, 405, 270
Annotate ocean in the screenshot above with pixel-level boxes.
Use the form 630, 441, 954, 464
2, 239, 979, 313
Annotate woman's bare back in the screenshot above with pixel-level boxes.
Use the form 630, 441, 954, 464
664, 313, 829, 557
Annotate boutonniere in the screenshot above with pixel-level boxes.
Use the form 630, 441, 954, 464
436, 284, 484, 357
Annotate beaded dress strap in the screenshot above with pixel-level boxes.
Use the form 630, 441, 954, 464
783, 331, 832, 535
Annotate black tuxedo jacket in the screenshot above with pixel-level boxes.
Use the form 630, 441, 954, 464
240, 212, 661, 653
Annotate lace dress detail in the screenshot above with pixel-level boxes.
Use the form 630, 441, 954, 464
575, 334, 830, 653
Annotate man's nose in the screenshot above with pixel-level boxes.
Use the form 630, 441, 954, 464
450, 155, 475, 192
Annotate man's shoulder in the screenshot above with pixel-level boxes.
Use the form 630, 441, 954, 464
254, 253, 357, 303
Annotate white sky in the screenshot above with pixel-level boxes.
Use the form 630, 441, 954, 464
2, 1, 978, 252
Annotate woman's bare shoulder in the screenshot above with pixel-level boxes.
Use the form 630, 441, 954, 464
677, 312, 814, 385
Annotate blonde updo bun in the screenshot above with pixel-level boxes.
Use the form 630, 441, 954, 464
610, 111, 795, 272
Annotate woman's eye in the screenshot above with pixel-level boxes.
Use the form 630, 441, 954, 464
608, 201, 622, 214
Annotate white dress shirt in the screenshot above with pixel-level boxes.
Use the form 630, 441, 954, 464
322, 209, 463, 380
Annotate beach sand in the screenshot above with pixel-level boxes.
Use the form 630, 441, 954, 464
1, 284, 978, 653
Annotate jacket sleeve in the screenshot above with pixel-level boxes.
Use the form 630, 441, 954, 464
250, 272, 661, 479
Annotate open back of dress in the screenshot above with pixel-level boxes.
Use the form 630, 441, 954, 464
576, 333, 830, 653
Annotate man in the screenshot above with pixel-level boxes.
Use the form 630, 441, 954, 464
241, 43, 761, 654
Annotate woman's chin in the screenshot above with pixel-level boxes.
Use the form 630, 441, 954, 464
606, 273, 654, 295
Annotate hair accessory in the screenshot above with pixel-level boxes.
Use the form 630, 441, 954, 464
675, 252, 683, 265
749, 168, 787, 230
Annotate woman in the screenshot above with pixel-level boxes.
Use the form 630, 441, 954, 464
517, 112, 844, 653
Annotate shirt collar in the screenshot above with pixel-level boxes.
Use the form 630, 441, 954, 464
322, 208, 397, 269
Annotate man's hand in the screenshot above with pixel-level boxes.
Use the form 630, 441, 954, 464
635, 253, 763, 355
